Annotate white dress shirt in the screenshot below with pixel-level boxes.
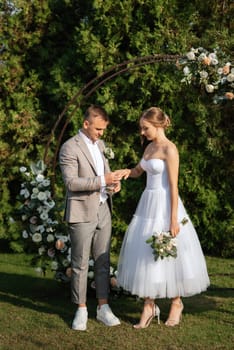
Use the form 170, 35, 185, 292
80, 131, 107, 203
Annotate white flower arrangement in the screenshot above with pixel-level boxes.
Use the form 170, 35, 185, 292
179, 47, 234, 103
18, 160, 71, 278
104, 146, 115, 160
146, 218, 188, 261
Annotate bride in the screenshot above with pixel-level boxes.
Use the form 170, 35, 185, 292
115, 107, 210, 328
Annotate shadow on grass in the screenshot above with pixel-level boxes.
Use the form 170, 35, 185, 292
1, 270, 233, 327
0, 271, 73, 325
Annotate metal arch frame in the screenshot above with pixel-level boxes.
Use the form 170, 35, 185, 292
43, 53, 181, 186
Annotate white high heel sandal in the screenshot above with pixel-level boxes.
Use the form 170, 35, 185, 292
133, 301, 160, 329
165, 300, 184, 327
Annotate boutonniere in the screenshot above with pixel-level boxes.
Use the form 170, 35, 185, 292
104, 146, 115, 160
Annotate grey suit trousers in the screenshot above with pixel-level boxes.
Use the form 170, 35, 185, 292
69, 201, 112, 304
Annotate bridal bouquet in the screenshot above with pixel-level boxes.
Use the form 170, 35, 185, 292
146, 217, 188, 261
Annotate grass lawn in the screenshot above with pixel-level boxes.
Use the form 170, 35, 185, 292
0, 254, 233, 350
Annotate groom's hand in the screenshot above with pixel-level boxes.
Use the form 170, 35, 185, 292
114, 169, 131, 180
113, 181, 121, 193
105, 172, 122, 185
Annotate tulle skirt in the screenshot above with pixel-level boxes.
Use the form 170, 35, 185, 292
117, 189, 210, 299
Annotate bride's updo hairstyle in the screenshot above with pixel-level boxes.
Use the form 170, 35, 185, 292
140, 107, 171, 129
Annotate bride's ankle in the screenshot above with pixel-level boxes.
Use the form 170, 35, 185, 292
172, 298, 183, 306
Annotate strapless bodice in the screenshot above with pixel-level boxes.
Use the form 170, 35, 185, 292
140, 158, 169, 190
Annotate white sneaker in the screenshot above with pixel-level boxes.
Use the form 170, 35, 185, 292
96, 304, 120, 326
72, 307, 88, 331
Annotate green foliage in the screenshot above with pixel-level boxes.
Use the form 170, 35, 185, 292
0, 0, 233, 259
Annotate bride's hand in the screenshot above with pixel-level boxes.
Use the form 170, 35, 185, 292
170, 222, 180, 237
114, 169, 131, 180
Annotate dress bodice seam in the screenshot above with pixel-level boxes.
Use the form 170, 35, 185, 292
142, 158, 165, 162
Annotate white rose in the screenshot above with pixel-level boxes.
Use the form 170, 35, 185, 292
47, 234, 55, 242
20, 166, 27, 173
227, 73, 234, 82
32, 233, 42, 243
38, 191, 47, 201
211, 58, 218, 65
199, 70, 208, 79
38, 246, 46, 255
40, 212, 49, 220
88, 271, 94, 279
42, 179, 50, 186
183, 66, 190, 75
36, 174, 44, 182
208, 52, 217, 59
186, 51, 195, 60
205, 84, 215, 93
44, 190, 51, 199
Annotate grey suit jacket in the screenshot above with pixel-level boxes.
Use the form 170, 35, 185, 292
59, 133, 112, 223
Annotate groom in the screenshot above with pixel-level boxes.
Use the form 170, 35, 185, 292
59, 105, 122, 331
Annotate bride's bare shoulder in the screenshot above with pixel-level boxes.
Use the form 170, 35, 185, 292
164, 140, 178, 156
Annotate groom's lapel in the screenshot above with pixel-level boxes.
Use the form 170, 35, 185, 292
74, 134, 97, 173
98, 141, 110, 172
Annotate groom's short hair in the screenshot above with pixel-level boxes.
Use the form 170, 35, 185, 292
84, 104, 109, 122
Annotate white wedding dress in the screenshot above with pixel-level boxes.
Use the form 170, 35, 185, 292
117, 158, 210, 299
